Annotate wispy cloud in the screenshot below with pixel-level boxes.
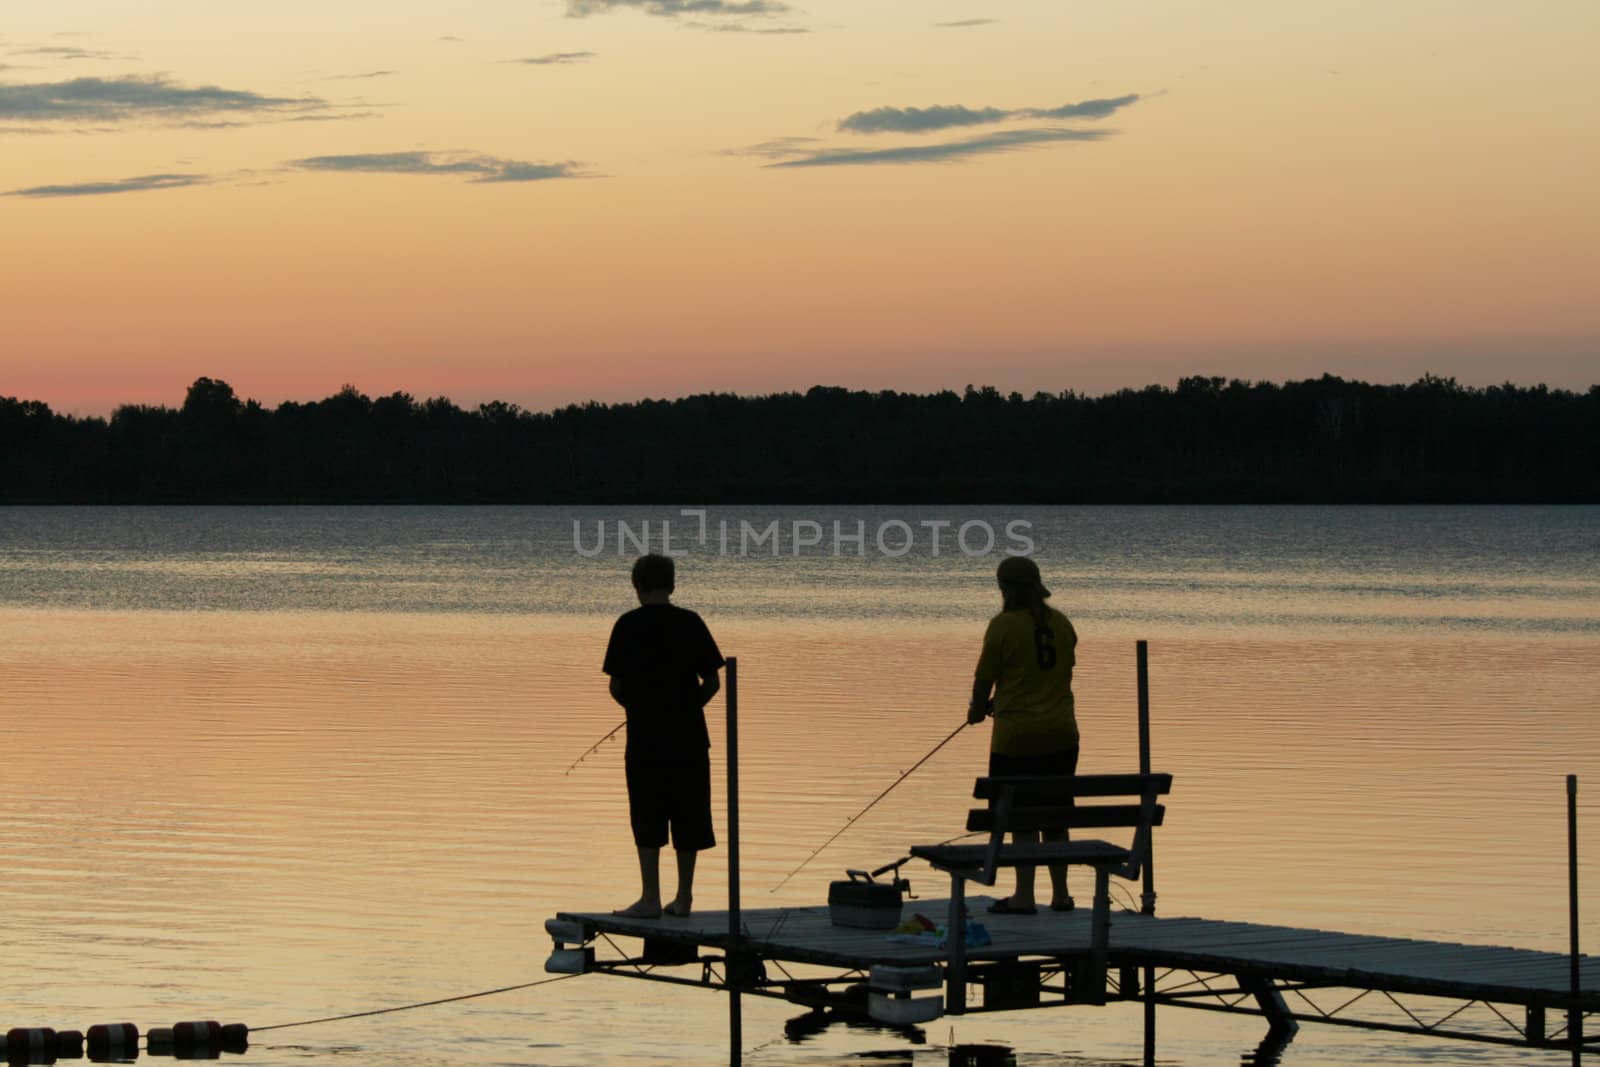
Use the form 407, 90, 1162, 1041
171, 109, 378, 130
723, 135, 819, 159
1027, 94, 1141, 120
478, 161, 581, 183
290, 151, 584, 184
329, 70, 396, 80
437, 36, 465, 43
840, 104, 1007, 134
0, 74, 333, 124
699, 22, 807, 33
567, 0, 791, 18
839, 94, 1140, 134
766, 127, 1109, 168
3, 172, 210, 198
9, 45, 131, 61
934, 18, 996, 28
508, 52, 596, 65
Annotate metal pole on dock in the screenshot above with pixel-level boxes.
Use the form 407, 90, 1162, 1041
1136, 640, 1155, 913
1137, 640, 1156, 1067
727, 657, 742, 1067
1137, 639, 1151, 778
1568, 774, 1580, 1067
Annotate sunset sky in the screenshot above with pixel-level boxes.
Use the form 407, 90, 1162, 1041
4, 1, 1596, 415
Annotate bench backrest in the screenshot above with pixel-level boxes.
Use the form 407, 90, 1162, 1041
967, 772, 1171, 833
972, 772, 1173, 885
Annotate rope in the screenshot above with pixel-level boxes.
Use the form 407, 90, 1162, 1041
253, 973, 582, 1033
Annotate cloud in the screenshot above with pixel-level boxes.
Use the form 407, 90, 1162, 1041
1025, 93, 1141, 120
329, 70, 397, 80
172, 109, 378, 130
838, 93, 1141, 134
766, 126, 1109, 168
290, 151, 583, 184
934, 18, 997, 28
508, 52, 596, 64
437, 36, 465, 43
0, 74, 332, 124
3, 172, 210, 198
838, 93, 1139, 134
700, 22, 808, 33
566, 0, 790, 18
839, 104, 1008, 134
477, 161, 581, 183
9, 45, 130, 61
722, 135, 818, 159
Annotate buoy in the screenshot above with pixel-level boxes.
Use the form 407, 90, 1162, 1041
83, 1024, 138, 1063
144, 1028, 173, 1056
217, 1026, 246, 1055
52, 1031, 83, 1060
167, 1026, 218, 1053
4, 1027, 58, 1065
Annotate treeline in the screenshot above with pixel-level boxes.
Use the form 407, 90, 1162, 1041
1, 374, 1596, 503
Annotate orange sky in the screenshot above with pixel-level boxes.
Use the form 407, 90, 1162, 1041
3, 1, 1596, 415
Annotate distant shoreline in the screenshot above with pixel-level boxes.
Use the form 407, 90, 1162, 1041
4, 375, 1596, 505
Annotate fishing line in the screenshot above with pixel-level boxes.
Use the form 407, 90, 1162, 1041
252, 974, 581, 1033
770, 720, 972, 892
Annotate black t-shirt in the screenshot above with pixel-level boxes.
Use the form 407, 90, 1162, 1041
602, 603, 724, 756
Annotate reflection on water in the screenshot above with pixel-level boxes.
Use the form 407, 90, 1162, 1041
1, 506, 1596, 635
0, 506, 1596, 1066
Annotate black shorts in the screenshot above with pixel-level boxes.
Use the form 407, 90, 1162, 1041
625, 749, 715, 851
988, 745, 1080, 807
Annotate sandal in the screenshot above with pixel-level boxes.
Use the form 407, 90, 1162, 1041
1050, 897, 1076, 912
987, 898, 1037, 915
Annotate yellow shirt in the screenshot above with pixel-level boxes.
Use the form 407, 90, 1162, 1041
974, 607, 1079, 757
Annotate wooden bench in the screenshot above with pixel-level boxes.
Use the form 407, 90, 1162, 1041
908, 772, 1173, 1009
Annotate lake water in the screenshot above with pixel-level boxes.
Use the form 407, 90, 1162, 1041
1, 505, 1596, 1066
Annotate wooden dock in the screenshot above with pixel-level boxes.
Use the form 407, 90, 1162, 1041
549, 656, 1595, 1061
548, 899, 1599, 1056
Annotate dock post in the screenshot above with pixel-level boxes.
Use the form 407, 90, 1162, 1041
727, 657, 742, 1066
1567, 774, 1580, 1067
945, 877, 967, 1014
1136, 640, 1155, 915
1136, 640, 1150, 777
1136, 640, 1157, 1067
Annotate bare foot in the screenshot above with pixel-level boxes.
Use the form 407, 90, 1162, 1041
612, 898, 662, 919
663, 898, 692, 918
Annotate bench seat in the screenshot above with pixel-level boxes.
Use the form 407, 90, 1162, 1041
910, 839, 1131, 871
908, 771, 1172, 1011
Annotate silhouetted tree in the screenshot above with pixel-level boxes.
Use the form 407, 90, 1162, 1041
0, 373, 1596, 502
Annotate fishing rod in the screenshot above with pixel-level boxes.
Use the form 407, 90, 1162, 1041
565, 720, 625, 775
770, 718, 974, 892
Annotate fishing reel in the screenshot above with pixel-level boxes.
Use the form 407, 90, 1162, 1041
844, 856, 915, 898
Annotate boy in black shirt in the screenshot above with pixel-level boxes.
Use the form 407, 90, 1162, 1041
602, 553, 725, 918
